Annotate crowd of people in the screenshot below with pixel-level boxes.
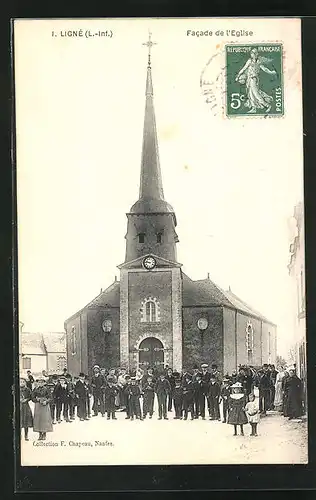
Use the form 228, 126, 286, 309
20, 362, 305, 441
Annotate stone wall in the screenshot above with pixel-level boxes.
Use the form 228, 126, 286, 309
182, 306, 223, 373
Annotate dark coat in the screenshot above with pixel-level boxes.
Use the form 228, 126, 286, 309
193, 379, 204, 397
26, 375, 34, 390
155, 378, 171, 396
208, 381, 220, 399
284, 375, 303, 418
182, 381, 195, 405
220, 385, 231, 403
258, 372, 272, 390
53, 383, 68, 403
143, 381, 155, 397
75, 380, 87, 399
173, 386, 183, 403
200, 371, 211, 395
227, 395, 248, 425
127, 384, 141, 400
104, 385, 118, 410
20, 387, 33, 428
91, 374, 104, 391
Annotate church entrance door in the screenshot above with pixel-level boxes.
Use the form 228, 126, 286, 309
138, 337, 164, 372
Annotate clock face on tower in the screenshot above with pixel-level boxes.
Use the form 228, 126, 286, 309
143, 256, 156, 270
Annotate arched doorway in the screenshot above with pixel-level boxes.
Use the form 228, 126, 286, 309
138, 337, 164, 371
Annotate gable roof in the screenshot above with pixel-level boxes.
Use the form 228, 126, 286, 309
182, 273, 275, 325
21, 333, 46, 355
65, 280, 120, 323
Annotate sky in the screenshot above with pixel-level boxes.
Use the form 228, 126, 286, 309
15, 18, 304, 357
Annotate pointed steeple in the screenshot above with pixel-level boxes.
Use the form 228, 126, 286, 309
124, 32, 178, 264
130, 32, 175, 217
139, 61, 164, 200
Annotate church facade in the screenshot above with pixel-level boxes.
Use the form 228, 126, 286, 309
65, 45, 277, 376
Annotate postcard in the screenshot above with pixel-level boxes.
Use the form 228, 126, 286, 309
14, 17, 307, 466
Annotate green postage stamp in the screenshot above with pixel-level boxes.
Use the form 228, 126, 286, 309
225, 43, 284, 117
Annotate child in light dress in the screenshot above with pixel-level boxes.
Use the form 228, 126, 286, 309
245, 393, 260, 436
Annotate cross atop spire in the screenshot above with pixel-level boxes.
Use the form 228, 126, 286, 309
142, 30, 157, 67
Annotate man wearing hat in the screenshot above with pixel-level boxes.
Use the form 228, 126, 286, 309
75, 373, 89, 421
91, 365, 105, 417
104, 377, 118, 420
48, 374, 59, 424
258, 363, 272, 415
199, 364, 211, 419
182, 373, 195, 420
208, 374, 221, 420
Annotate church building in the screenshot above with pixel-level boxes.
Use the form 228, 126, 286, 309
65, 37, 277, 376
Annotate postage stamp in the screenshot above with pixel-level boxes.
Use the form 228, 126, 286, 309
225, 43, 284, 117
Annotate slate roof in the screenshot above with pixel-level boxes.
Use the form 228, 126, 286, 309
84, 280, 120, 308
21, 333, 46, 355
64, 273, 274, 326
182, 273, 232, 307
42, 333, 66, 353
182, 274, 275, 325
21, 332, 66, 355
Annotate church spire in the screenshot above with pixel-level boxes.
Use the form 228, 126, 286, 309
139, 31, 164, 201
125, 32, 178, 264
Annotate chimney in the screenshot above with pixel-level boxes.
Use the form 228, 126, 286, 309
207, 273, 210, 279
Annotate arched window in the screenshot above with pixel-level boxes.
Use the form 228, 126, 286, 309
246, 322, 254, 363
141, 297, 160, 323
70, 326, 76, 355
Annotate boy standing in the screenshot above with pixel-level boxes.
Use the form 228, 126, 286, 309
155, 373, 171, 420
208, 375, 221, 420
220, 377, 231, 423
104, 377, 118, 420
84, 375, 92, 419
142, 376, 155, 419
182, 374, 195, 420
173, 378, 183, 419
127, 377, 142, 420
91, 365, 105, 417
49, 374, 59, 424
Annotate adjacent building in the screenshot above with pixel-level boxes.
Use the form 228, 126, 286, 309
65, 39, 277, 376
288, 201, 306, 407
20, 332, 67, 377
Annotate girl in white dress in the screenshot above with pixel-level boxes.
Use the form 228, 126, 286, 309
245, 393, 260, 436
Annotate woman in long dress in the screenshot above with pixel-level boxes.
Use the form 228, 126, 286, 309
20, 378, 33, 441
227, 382, 248, 436
235, 48, 277, 113
274, 367, 285, 412
32, 378, 53, 440
284, 369, 303, 420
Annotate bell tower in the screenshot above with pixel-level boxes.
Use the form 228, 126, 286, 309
119, 32, 183, 373
124, 32, 179, 264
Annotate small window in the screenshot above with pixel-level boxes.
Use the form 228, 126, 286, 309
157, 233, 162, 243
138, 233, 145, 243
22, 357, 31, 370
